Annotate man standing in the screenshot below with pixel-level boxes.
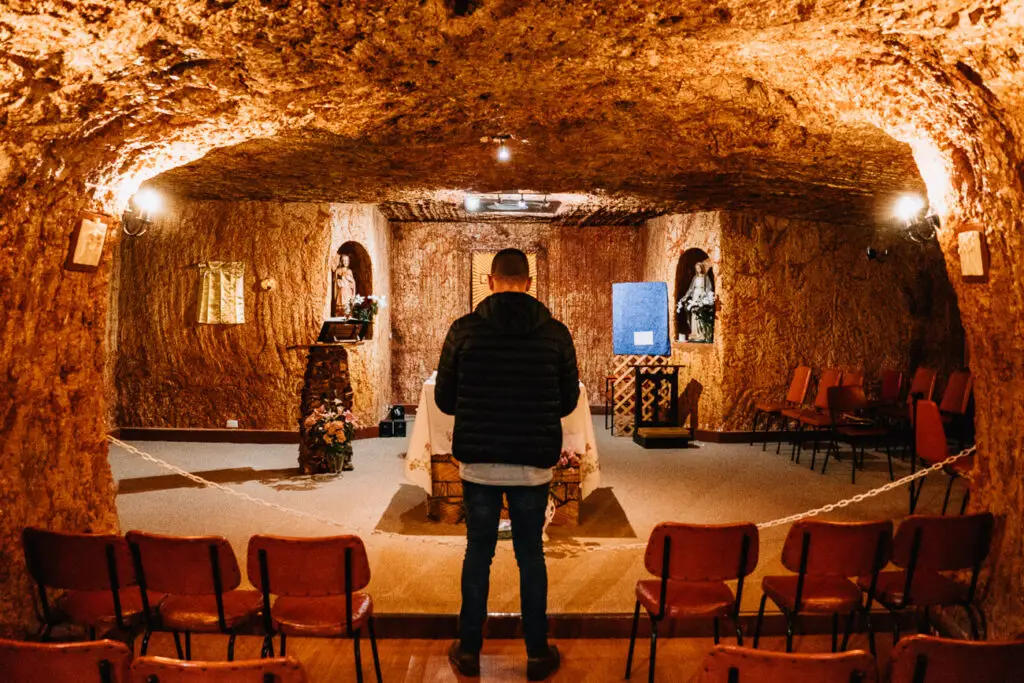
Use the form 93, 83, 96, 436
435, 248, 579, 680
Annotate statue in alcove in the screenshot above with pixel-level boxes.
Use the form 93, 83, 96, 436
679, 260, 716, 342
332, 253, 357, 318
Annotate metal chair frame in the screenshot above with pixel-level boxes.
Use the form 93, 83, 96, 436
753, 528, 889, 656
130, 539, 242, 661
23, 530, 136, 647
625, 533, 753, 683
256, 544, 382, 683
879, 523, 988, 643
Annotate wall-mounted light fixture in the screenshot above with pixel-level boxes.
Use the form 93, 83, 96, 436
893, 193, 940, 243
122, 188, 162, 236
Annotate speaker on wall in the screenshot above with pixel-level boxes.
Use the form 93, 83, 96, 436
612, 282, 671, 356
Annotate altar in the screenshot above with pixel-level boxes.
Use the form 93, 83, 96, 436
404, 374, 601, 525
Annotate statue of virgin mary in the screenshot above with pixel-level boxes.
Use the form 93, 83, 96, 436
332, 253, 357, 318
680, 260, 715, 341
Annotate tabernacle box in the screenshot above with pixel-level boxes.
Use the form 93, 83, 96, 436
612, 282, 671, 356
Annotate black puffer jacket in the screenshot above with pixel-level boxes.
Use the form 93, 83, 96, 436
434, 292, 580, 468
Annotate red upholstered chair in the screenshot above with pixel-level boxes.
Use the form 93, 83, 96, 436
937, 369, 973, 447
912, 400, 974, 515
247, 535, 381, 683
22, 528, 162, 647
781, 369, 843, 464
841, 371, 864, 388
698, 645, 877, 683
821, 386, 892, 484
937, 370, 972, 418
131, 656, 306, 682
889, 634, 1024, 683
0, 638, 132, 683
126, 531, 262, 661
856, 513, 994, 643
750, 365, 812, 451
625, 522, 759, 683
754, 520, 891, 656
877, 370, 903, 405
907, 368, 937, 402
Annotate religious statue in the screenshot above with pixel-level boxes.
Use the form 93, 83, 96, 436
332, 253, 357, 318
678, 260, 716, 342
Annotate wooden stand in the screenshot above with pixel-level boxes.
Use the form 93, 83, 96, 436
292, 343, 355, 474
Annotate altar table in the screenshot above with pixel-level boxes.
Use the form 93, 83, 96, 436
404, 373, 601, 524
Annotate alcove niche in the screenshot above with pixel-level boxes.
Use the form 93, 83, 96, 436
333, 240, 374, 337
674, 247, 713, 341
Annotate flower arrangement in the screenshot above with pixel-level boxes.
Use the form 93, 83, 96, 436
348, 294, 386, 323
557, 448, 581, 469
302, 400, 357, 473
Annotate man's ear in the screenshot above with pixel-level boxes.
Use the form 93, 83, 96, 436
488, 274, 496, 292
524, 276, 533, 293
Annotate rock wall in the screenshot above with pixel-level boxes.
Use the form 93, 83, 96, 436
390, 222, 643, 406
115, 201, 391, 431
0, 172, 120, 636
642, 212, 727, 431
642, 211, 964, 431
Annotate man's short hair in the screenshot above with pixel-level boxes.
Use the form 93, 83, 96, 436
491, 248, 530, 280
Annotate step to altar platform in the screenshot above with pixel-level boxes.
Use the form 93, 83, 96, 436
633, 426, 692, 449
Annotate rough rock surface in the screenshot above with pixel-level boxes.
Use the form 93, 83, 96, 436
115, 200, 390, 432
390, 221, 643, 404
3, 0, 1024, 636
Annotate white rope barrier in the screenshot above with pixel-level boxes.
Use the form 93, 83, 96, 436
107, 437, 976, 551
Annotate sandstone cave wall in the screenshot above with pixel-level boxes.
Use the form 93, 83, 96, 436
642, 212, 964, 431
390, 221, 643, 406
0, 176, 121, 636
641, 212, 727, 431
115, 200, 391, 431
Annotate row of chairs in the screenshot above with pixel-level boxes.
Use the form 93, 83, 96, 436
751, 366, 973, 490
4, 633, 1023, 683
22, 529, 381, 682
0, 638, 305, 682
699, 635, 1024, 682
625, 513, 994, 683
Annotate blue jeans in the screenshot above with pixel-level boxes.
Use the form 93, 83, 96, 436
459, 480, 550, 656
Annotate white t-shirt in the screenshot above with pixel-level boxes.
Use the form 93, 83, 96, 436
460, 462, 553, 487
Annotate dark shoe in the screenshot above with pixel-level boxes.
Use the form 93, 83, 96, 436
448, 641, 480, 677
527, 644, 560, 681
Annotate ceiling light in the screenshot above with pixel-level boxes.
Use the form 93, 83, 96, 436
894, 194, 926, 223
464, 194, 481, 212
497, 142, 511, 162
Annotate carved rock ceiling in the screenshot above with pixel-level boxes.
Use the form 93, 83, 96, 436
2, 1, 1023, 224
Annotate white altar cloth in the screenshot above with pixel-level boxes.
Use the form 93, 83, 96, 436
404, 373, 601, 498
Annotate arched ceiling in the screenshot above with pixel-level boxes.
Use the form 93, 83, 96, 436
2, 1, 1022, 224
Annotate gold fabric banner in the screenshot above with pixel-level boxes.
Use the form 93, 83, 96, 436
197, 261, 245, 324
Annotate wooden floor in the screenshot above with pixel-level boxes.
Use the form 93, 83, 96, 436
139, 632, 893, 682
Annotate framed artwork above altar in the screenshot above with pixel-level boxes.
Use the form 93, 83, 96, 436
470, 251, 538, 311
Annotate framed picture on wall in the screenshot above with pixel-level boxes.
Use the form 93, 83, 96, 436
470, 251, 538, 311
65, 212, 116, 272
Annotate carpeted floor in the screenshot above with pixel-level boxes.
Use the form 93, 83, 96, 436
109, 419, 964, 615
